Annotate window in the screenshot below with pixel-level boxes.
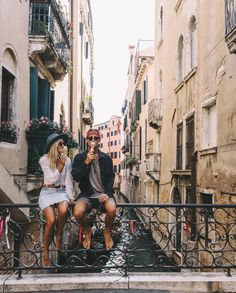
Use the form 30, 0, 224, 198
1, 67, 15, 122
177, 35, 184, 84
159, 6, 164, 40
101, 134, 103, 139
189, 16, 197, 69
107, 132, 109, 137
111, 131, 113, 136
143, 75, 148, 104
176, 123, 183, 170
202, 98, 217, 149
186, 115, 194, 169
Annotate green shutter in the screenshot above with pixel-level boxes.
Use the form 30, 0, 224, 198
79, 22, 83, 36
135, 90, 141, 120
30, 67, 39, 119
38, 78, 50, 118
123, 116, 127, 131
50, 90, 54, 120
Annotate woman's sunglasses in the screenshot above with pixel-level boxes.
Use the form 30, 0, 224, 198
58, 141, 65, 147
88, 136, 99, 141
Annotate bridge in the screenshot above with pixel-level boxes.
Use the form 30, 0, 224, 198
0, 203, 236, 292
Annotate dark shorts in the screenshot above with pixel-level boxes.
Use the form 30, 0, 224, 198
77, 196, 116, 213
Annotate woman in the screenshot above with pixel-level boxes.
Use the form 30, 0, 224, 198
38, 133, 75, 266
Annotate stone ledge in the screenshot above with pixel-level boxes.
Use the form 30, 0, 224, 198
1, 272, 236, 292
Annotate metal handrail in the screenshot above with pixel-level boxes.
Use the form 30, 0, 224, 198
0, 203, 236, 276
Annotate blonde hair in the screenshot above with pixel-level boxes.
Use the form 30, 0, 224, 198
47, 139, 63, 170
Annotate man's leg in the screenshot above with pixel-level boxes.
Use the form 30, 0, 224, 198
103, 198, 116, 249
73, 199, 92, 249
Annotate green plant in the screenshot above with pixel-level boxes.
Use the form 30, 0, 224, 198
125, 155, 138, 167
0, 121, 17, 143
25, 117, 60, 133
130, 121, 138, 133
25, 117, 78, 149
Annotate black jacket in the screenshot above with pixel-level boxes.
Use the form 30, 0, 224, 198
71, 150, 115, 197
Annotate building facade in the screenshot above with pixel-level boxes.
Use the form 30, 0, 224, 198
94, 115, 122, 173
0, 0, 94, 206
153, 0, 236, 208
120, 41, 156, 202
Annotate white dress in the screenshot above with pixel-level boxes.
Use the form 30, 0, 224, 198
38, 155, 75, 210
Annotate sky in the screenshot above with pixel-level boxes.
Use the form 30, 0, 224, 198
91, 0, 155, 125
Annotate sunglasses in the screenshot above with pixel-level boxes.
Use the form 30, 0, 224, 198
58, 141, 65, 147
88, 136, 99, 141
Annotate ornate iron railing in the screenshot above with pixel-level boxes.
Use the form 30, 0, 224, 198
0, 203, 236, 276
225, 0, 236, 36
29, 1, 71, 68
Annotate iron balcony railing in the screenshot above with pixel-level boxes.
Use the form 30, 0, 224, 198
148, 99, 163, 130
29, 1, 71, 68
225, 0, 236, 36
0, 203, 236, 277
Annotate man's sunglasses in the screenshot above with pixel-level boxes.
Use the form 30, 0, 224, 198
88, 136, 99, 141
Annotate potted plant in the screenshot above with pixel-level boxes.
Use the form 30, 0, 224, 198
0, 121, 17, 144
25, 117, 78, 174
125, 155, 138, 168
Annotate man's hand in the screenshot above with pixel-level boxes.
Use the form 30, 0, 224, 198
99, 193, 109, 203
85, 150, 95, 164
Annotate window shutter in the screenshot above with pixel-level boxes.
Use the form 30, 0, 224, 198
79, 22, 83, 36
135, 90, 141, 120
30, 67, 39, 119
38, 78, 50, 118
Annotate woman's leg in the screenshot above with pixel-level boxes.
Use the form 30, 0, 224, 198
56, 200, 69, 248
43, 206, 56, 265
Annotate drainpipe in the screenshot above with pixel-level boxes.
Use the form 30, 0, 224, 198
190, 150, 198, 239
69, 0, 73, 129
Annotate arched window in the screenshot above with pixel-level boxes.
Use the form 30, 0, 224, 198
1, 48, 17, 124
177, 35, 184, 84
189, 16, 197, 69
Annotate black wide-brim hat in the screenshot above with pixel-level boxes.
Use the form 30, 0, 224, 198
44, 133, 69, 154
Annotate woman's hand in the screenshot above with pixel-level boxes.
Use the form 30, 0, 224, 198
70, 198, 75, 206
57, 156, 66, 173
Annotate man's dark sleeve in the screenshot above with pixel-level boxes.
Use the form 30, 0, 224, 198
71, 153, 91, 183
104, 156, 115, 197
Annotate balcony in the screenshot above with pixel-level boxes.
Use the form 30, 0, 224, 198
148, 99, 163, 131
145, 152, 160, 181
225, 0, 236, 54
82, 96, 94, 125
28, 0, 71, 84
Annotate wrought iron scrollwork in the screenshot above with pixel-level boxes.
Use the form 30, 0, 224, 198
0, 203, 236, 275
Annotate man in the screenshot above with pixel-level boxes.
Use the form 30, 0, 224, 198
71, 128, 116, 249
